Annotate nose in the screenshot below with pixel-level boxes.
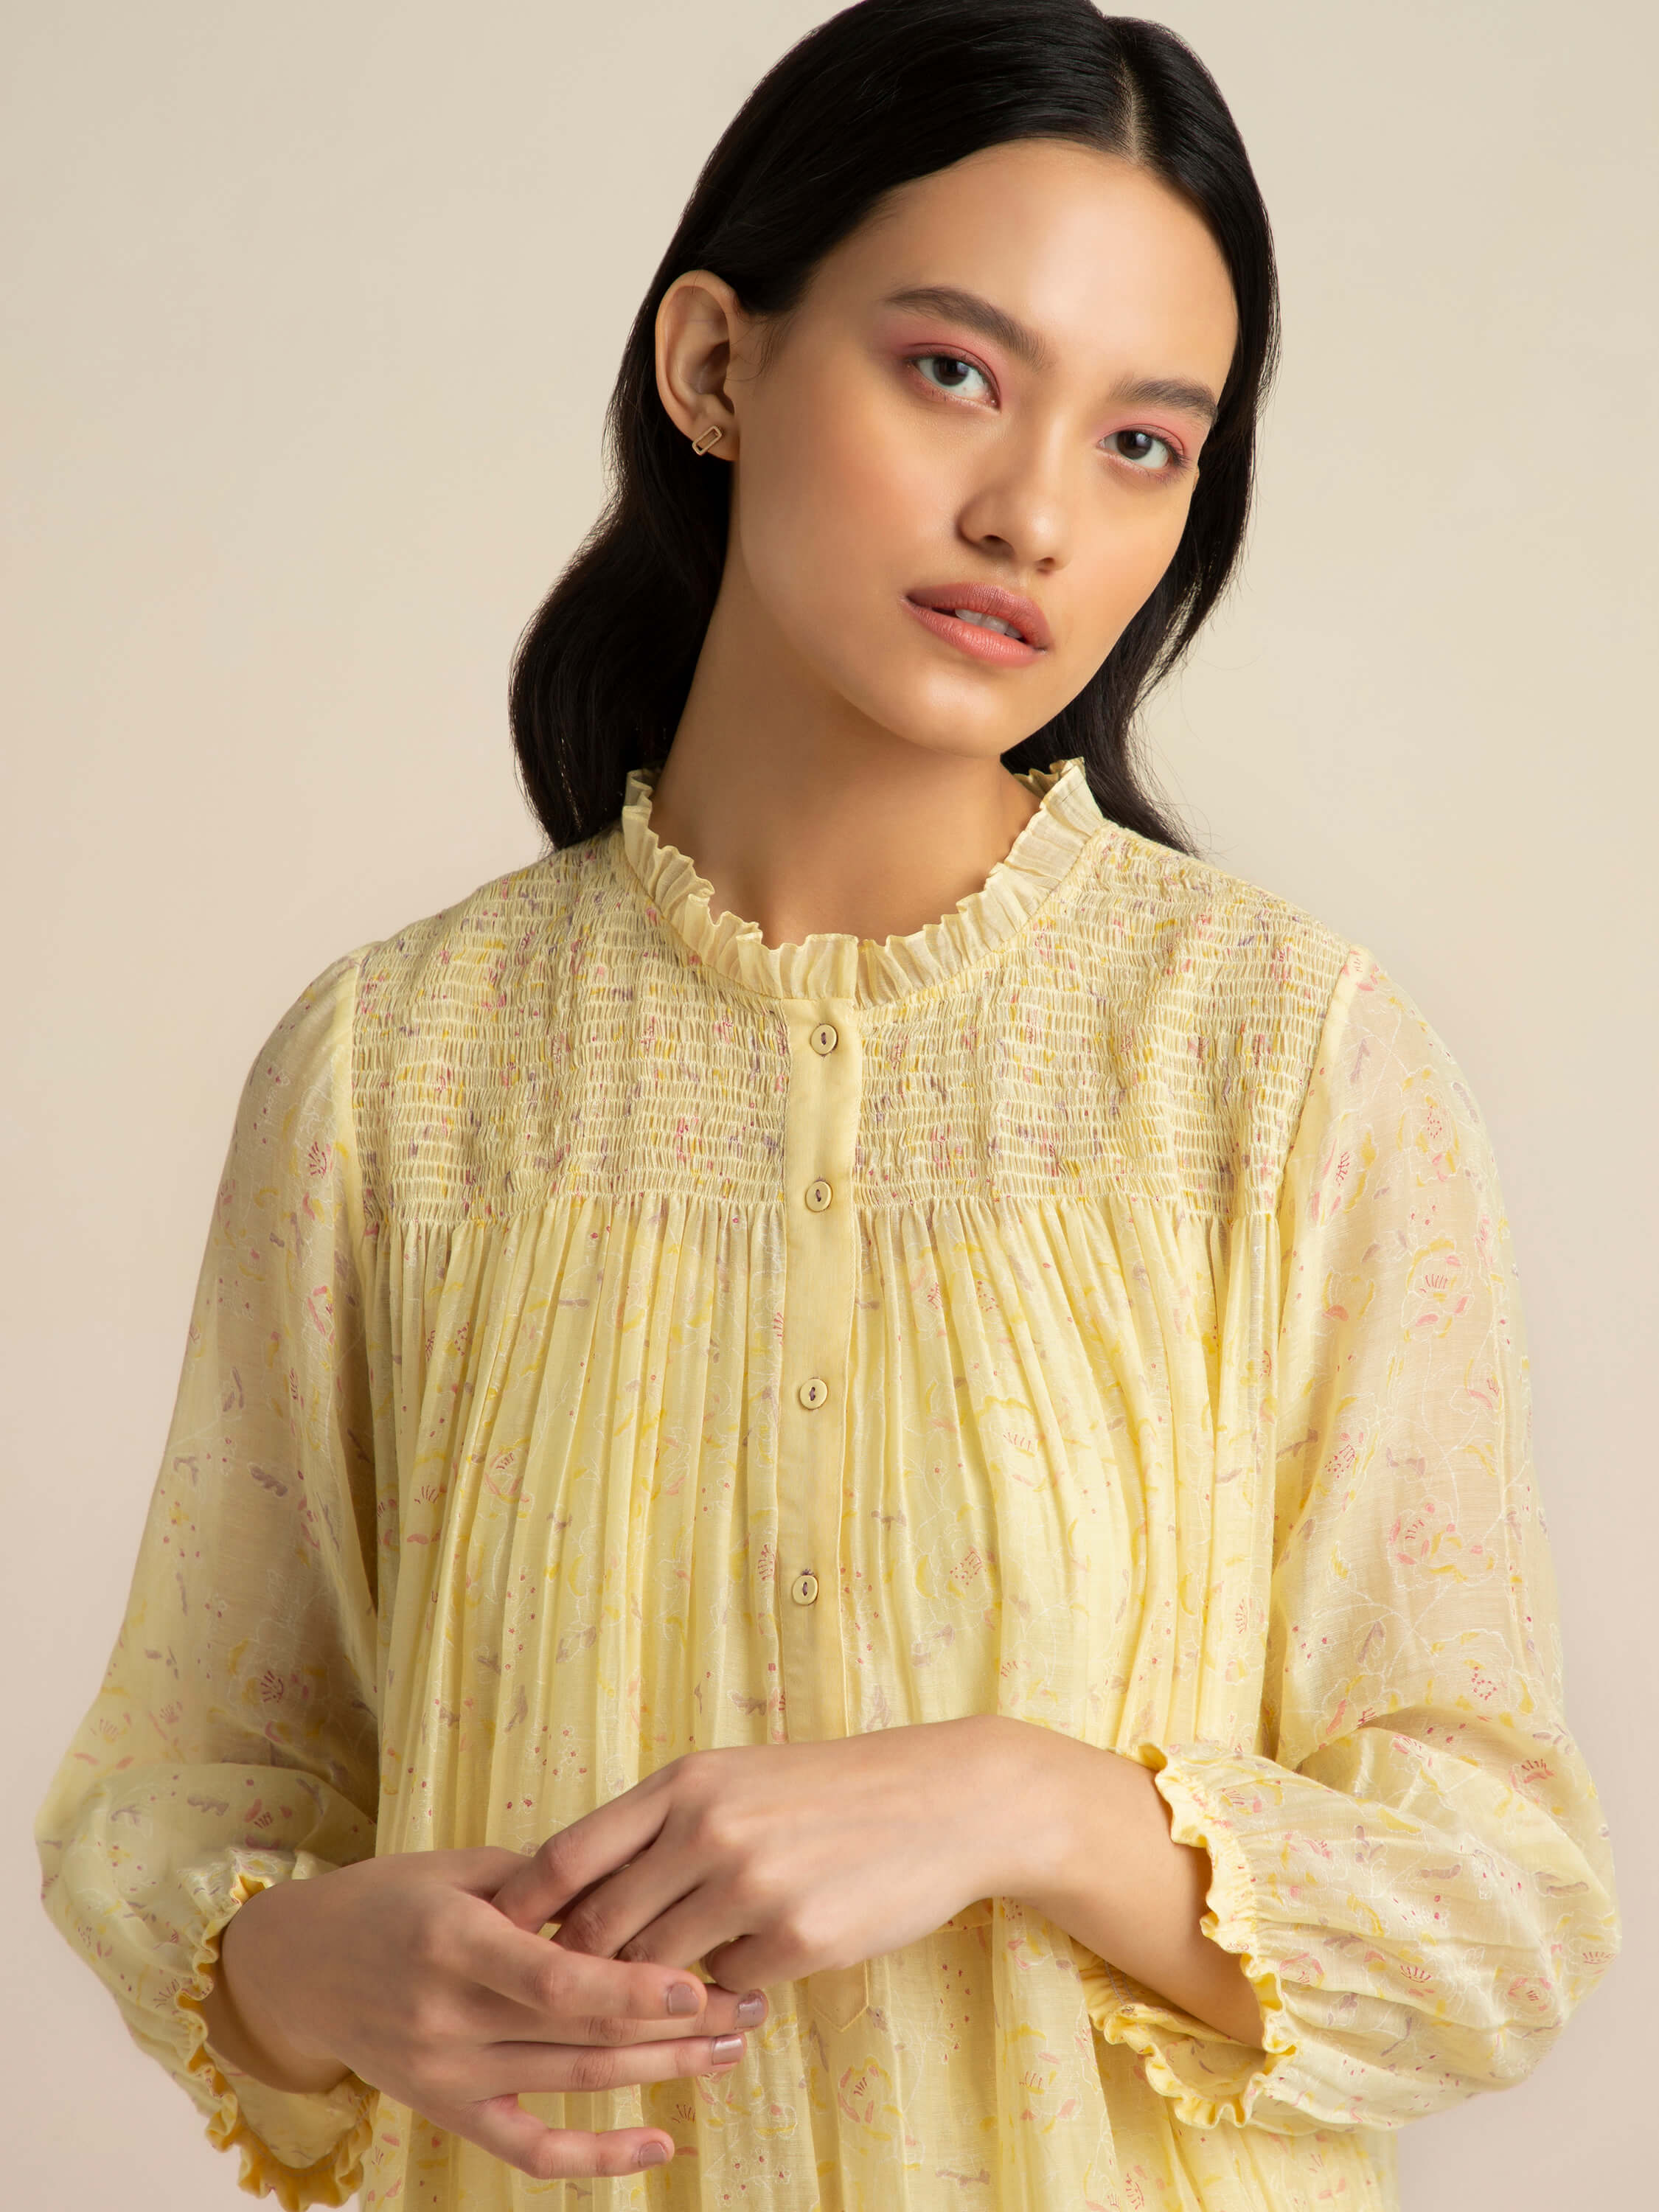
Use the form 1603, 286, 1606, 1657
954, 417, 1071, 574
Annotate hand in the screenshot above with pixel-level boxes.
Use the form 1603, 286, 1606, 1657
206, 1847, 769, 2180
489, 1718, 1034, 1994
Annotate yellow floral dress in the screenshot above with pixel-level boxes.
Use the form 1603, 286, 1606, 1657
35, 755, 1620, 2211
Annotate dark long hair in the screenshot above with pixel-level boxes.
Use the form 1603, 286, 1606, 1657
509, 0, 1279, 858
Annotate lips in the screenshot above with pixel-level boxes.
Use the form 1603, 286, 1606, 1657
904, 582, 1052, 650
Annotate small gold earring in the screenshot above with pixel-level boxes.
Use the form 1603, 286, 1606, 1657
690, 424, 726, 456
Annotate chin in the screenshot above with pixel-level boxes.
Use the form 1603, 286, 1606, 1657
909, 722, 1024, 765
879, 718, 1027, 770
796, 627, 1039, 767
868, 678, 1034, 767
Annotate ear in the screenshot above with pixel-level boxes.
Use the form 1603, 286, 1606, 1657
655, 269, 748, 461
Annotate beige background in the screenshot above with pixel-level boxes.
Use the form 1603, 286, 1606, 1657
5, 2, 1652, 2202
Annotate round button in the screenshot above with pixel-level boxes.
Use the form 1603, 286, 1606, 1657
810, 1021, 838, 1055
804, 1178, 832, 1211
796, 1376, 829, 1410
790, 1571, 819, 1606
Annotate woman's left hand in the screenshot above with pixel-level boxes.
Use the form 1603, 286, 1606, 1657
488, 1717, 1051, 1994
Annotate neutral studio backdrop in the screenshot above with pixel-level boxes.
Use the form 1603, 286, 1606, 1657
4, 3, 1652, 2205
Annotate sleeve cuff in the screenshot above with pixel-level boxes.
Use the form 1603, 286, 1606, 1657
1074, 1742, 1321, 2132
173, 1860, 377, 2208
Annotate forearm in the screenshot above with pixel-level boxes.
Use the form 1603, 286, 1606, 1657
199, 1969, 271, 2078
981, 1717, 1265, 2047
198, 1891, 352, 2094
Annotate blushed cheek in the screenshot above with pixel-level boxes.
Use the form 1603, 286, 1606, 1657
1103, 507, 1191, 631
750, 407, 913, 633
801, 406, 911, 568
841, 403, 932, 509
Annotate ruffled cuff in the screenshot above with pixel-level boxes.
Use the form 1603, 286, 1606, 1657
172, 1856, 376, 2208
1076, 1742, 1315, 2132
1083, 1741, 1475, 2135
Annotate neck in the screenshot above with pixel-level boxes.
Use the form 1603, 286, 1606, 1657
645, 594, 1043, 952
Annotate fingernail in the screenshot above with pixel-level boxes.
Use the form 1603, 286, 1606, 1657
735, 1992, 766, 2025
664, 1982, 700, 2016
710, 2034, 745, 2063
637, 2141, 670, 2167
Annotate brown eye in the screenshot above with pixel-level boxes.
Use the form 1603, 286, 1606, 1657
1106, 428, 1180, 472
912, 353, 992, 400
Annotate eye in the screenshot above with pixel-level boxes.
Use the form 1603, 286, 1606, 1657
908, 352, 994, 402
1105, 428, 1185, 474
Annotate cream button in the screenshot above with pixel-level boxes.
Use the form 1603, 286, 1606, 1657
810, 1021, 838, 1054
790, 1571, 820, 1605
796, 1376, 828, 1410
804, 1178, 832, 1211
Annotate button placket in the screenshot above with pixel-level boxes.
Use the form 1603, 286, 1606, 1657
777, 993, 867, 2028
777, 998, 860, 1748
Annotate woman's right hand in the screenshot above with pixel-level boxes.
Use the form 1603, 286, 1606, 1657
204, 1847, 766, 2180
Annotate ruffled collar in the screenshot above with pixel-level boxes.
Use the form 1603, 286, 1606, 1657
612, 754, 1107, 1004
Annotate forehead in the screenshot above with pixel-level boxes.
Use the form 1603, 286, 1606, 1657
815, 139, 1237, 378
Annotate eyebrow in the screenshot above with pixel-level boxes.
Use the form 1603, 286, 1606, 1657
878, 283, 1221, 428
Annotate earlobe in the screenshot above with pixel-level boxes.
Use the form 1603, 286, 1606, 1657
655, 268, 744, 453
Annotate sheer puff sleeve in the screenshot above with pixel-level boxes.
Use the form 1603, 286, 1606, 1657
1086, 946, 1621, 2132
34, 949, 383, 2208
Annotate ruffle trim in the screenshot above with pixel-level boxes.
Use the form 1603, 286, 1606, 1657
1077, 1742, 1309, 2132
174, 1863, 376, 2209
613, 754, 1107, 1004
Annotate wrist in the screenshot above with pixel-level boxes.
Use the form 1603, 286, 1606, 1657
956, 1714, 1087, 1905
985, 1722, 1166, 1936
1000, 1735, 1268, 2047
206, 1883, 350, 2095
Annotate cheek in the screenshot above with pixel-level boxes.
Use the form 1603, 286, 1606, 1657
738, 372, 923, 605
1089, 493, 1193, 625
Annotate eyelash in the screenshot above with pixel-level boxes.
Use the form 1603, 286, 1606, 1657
904, 351, 1192, 477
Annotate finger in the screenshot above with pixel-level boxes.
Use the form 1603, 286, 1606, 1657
549, 1851, 701, 1963
463, 1969, 770, 2046
447, 1846, 552, 1898
463, 1901, 718, 2038
702, 1933, 779, 1995
592, 1887, 751, 1980
543, 1858, 639, 1929
429, 2096, 681, 2183
490, 1792, 669, 1934
462, 2024, 748, 2104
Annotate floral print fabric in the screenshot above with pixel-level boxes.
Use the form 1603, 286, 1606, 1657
35, 757, 1619, 2211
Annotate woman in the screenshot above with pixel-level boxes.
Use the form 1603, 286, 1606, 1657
34, 3, 1621, 2208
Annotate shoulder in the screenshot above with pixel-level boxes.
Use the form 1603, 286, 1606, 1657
1287, 939, 1504, 1207
1074, 819, 1353, 1038
1088, 836, 1509, 1220
230, 942, 368, 1161
1054, 826, 1355, 1206
218, 841, 612, 1228
340, 838, 626, 1225
237, 841, 604, 1095
352, 838, 612, 1038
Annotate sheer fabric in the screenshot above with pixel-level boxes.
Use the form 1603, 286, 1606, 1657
36, 757, 1618, 2209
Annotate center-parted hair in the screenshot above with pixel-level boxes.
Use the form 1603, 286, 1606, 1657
509, 0, 1279, 857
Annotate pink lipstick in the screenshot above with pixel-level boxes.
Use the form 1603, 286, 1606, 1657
902, 581, 1051, 666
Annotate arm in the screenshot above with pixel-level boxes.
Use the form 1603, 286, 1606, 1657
33, 948, 383, 2208
200, 1889, 354, 2093
1034, 948, 1621, 2132
997, 1725, 1265, 2044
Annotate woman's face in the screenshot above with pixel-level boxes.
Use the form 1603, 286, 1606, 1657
658, 136, 1240, 771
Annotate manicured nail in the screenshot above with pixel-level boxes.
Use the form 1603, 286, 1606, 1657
664, 1982, 700, 2016
710, 2034, 745, 2064
735, 1992, 766, 2025
637, 2140, 670, 2167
